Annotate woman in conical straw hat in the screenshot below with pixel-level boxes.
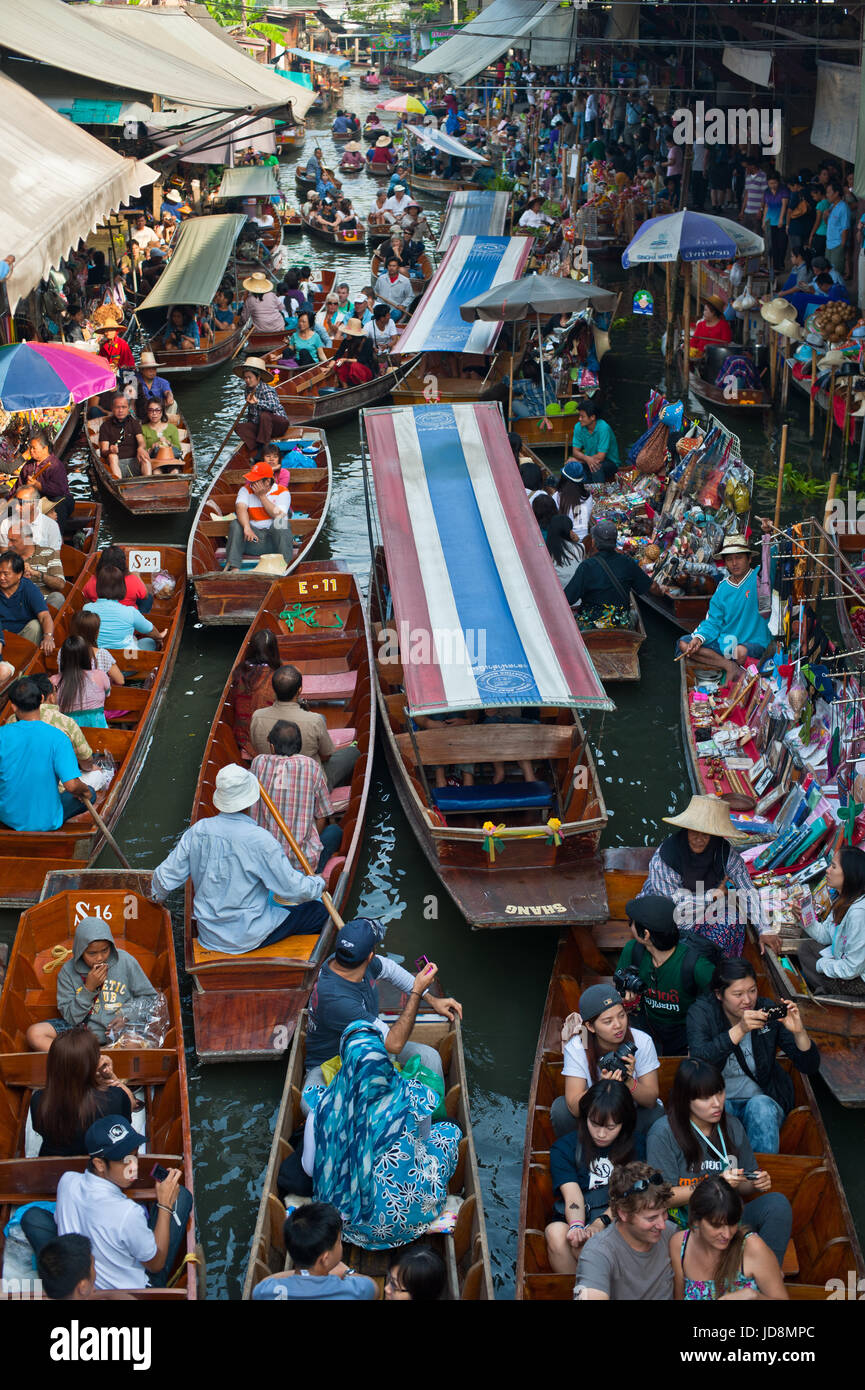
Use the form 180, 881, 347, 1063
637, 796, 769, 958
677, 532, 773, 681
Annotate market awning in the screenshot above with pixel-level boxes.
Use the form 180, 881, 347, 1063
814, 60, 860, 166
364, 402, 613, 715
215, 167, 280, 200
148, 112, 277, 165
282, 47, 350, 70
412, 0, 571, 86
0, 73, 156, 313
0, 0, 315, 116
437, 190, 511, 253
136, 213, 247, 312
396, 236, 532, 357
407, 124, 488, 165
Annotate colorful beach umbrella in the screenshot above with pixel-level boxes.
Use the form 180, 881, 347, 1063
377, 94, 428, 115
0, 341, 115, 410
621, 210, 764, 267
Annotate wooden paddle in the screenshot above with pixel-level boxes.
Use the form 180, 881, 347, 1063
257, 780, 344, 931
84, 798, 131, 870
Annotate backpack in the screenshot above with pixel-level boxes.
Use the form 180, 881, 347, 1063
631, 934, 723, 999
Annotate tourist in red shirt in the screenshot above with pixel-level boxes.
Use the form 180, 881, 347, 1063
689, 296, 732, 357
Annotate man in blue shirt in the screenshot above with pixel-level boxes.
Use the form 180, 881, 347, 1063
252, 1204, 376, 1301
135, 352, 175, 414
151, 763, 328, 954
0, 550, 54, 650
677, 534, 771, 679
824, 181, 851, 276
0, 678, 94, 830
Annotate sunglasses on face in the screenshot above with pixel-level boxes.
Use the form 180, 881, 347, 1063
620, 1171, 665, 1198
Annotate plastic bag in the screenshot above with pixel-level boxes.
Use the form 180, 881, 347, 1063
151, 570, 176, 599
104, 990, 170, 1049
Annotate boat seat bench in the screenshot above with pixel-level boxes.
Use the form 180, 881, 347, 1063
432, 781, 554, 814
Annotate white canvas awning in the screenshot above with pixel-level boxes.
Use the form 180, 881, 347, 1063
148, 112, 278, 165
0, 0, 315, 116
722, 47, 773, 88
813, 60, 860, 165
215, 167, 280, 200
0, 73, 156, 313
412, 0, 569, 86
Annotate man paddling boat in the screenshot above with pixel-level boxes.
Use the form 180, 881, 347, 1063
677, 535, 771, 680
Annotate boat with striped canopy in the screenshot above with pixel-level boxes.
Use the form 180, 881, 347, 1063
365, 401, 612, 929
436, 190, 511, 254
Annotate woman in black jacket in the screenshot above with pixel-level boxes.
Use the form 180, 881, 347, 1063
686, 958, 820, 1155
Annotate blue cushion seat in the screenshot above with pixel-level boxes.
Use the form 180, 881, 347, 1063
432, 780, 553, 814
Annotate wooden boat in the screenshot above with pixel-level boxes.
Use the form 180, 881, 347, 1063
390, 351, 510, 407
366, 159, 399, 181
330, 127, 354, 141
184, 565, 375, 1061
371, 249, 433, 299
360, 73, 380, 90
276, 124, 306, 152
511, 413, 574, 451
677, 348, 770, 413
300, 213, 366, 251
245, 325, 290, 357
407, 171, 476, 200
242, 1009, 493, 1299
362, 122, 386, 141
338, 154, 366, 174
280, 208, 303, 235
275, 353, 422, 428
580, 592, 647, 682
149, 319, 253, 382
84, 409, 194, 515
187, 427, 332, 626
514, 847, 865, 1299
295, 165, 340, 195
366, 218, 394, 249
0, 870, 200, 1300
0, 544, 186, 908
0, 500, 101, 704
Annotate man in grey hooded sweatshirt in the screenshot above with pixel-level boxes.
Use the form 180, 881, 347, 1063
26, 917, 158, 1052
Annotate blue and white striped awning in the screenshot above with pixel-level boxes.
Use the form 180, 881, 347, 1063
437, 190, 511, 254
395, 235, 531, 356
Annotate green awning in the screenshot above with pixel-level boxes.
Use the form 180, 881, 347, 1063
137, 213, 247, 311
215, 166, 280, 200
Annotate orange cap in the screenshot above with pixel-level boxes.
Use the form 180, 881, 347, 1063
243, 460, 273, 484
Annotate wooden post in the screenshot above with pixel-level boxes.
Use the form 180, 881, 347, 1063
151, 177, 163, 223
813, 472, 839, 599
823, 369, 837, 460
694, 263, 701, 326
682, 261, 691, 393
780, 333, 790, 413
665, 261, 675, 365
842, 379, 854, 476
769, 331, 777, 398
773, 422, 788, 529
809, 348, 817, 439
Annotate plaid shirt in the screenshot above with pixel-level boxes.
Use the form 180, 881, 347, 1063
249, 380, 287, 425
249, 753, 333, 871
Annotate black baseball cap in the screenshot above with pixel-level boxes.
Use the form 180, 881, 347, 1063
86, 1115, 144, 1162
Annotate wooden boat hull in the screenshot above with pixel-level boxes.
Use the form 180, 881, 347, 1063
243, 1010, 493, 1299
276, 353, 423, 428
0, 546, 186, 908
408, 172, 475, 199
149, 320, 252, 381
515, 847, 865, 1299
370, 555, 609, 929
0, 870, 199, 1298
640, 588, 712, 633
295, 167, 340, 195
246, 326, 289, 356
366, 160, 398, 180
187, 427, 332, 626
300, 214, 365, 250
282, 215, 303, 235
390, 352, 509, 407
370, 250, 433, 299
581, 594, 647, 682
678, 348, 770, 412
85, 409, 195, 515
184, 565, 375, 1061
512, 414, 574, 451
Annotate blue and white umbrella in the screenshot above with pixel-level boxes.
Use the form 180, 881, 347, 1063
622, 210, 764, 267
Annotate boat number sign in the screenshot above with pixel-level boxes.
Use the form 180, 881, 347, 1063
73, 900, 114, 926
504, 903, 567, 917
296, 578, 339, 595
128, 550, 162, 573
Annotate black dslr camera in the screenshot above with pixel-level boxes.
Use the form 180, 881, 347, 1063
598, 1040, 637, 1076
763, 1002, 789, 1022
613, 967, 645, 998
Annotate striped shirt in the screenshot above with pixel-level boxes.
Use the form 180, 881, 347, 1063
24, 545, 65, 598
742, 171, 768, 216
235, 483, 291, 529
249, 753, 333, 871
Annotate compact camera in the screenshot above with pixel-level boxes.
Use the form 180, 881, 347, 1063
763, 1002, 789, 1022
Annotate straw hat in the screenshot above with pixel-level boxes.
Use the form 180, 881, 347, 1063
342, 317, 365, 336
138, 350, 157, 368
212, 764, 260, 813
92, 305, 124, 329
703, 294, 726, 315
662, 794, 738, 840
239, 357, 271, 378
243, 273, 273, 294
760, 298, 794, 325
771, 319, 803, 341
251, 554, 288, 576
375, 135, 392, 147
716, 534, 752, 558
344, 141, 361, 152
152, 444, 178, 466
818, 348, 845, 370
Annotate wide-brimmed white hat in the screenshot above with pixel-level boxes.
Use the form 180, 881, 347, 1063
251, 554, 288, 576
243, 273, 274, 294
717, 534, 752, 558
165, 189, 183, 204
138, 350, 158, 367
771, 319, 802, 340
213, 763, 260, 813
663, 794, 737, 840
760, 297, 796, 325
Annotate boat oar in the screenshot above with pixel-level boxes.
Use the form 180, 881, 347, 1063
257, 780, 344, 932
208, 398, 251, 474
83, 799, 131, 870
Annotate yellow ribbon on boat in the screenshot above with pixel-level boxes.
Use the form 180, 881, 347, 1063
545, 817, 563, 846
482, 821, 506, 862
479, 818, 565, 858
42, 944, 73, 974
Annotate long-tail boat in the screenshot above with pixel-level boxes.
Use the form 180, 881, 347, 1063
0, 545, 186, 908
147, 319, 252, 382
365, 402, 612, 929
515, 846, 865, 1299
274, 353, 421, 428
276, 123, 306, 153
242, 1009, 493, 1299
407, 171, 476, 200
580, 593, 648, 683
388, 234, 531, 407
300, 213, 366, 251
370, 247, 434, 299
187, 427, 332, 626
84, 408, 195, 515
184, 565, 375, 1062
0, 869, 200, 1300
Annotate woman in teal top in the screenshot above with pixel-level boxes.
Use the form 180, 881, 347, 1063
670, 1176, 786, 1301
290, 310, 328, 366
677, 534, 771, 680
568, 399, 620, 481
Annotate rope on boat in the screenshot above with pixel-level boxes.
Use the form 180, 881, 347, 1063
481, 817, 563, 862
42, 944, 73, 974
278, 603, 345, 633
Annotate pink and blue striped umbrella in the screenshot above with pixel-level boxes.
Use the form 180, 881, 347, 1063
0, 341, 116, 410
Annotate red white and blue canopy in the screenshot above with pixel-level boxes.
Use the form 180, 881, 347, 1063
395, 235, 532, 357
436, 189, 511, 254
364, 402, 614, 715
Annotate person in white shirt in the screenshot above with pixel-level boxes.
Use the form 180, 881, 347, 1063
364, 302, 399, 353
373, 258, 414, 322
518, 195, 554, 230
369, 190, 394, 229
130, 215, 161, 253
54, 1115, 186, 1291
384, 185, 411, 220
0, 488, 63, 550
552, 983, 662, 1138
224, 459, 293, 571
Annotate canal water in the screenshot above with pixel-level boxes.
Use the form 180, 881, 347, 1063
1, 84, 862, 1299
